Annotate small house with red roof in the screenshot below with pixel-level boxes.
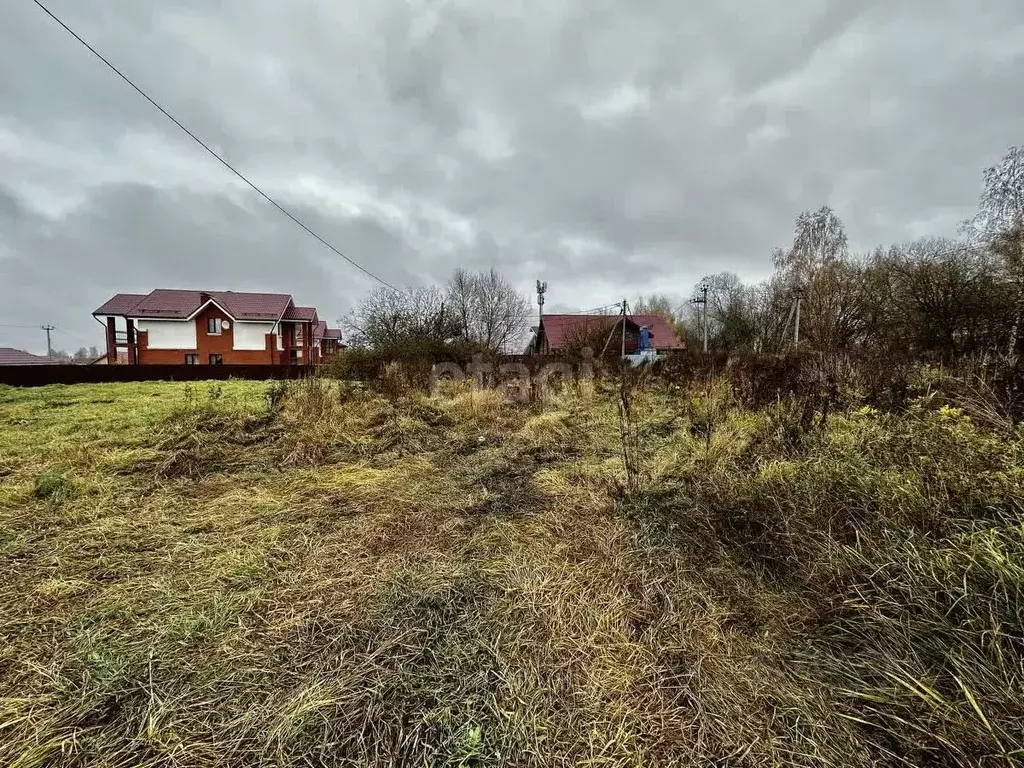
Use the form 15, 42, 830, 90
529, 313, 684, 355
0, 348, 61, 366
93, 289, 342, 365
313, 321, 345, 358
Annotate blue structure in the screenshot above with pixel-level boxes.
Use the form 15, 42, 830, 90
639, 326, 651, 351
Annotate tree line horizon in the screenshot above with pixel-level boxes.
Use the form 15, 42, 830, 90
345, 144, 1024, 358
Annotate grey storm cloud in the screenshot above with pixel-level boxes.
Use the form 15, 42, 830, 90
2, 0, 1023, 353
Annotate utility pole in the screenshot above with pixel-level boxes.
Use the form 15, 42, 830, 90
702, 283, 709, 354
690, 283, 709, 353
621, 299, 627, 358
41, 324, 55, 358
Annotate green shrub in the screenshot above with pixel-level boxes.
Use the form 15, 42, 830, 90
32, 469, 74, 502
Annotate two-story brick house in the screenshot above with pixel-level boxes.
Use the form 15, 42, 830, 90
313, 321, 345, 358
93, 289, 342, 365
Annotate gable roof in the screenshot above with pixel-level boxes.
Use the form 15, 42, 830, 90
313, 320, 328, 340
93, 293, 148, 316
0, 347, 56, 365
282, 305, 318, 322
93, 290, 294, 322
539, 313, 684, 351
323, 328, 343, 340
630, 315, 685, 349
209, 291, 294, 321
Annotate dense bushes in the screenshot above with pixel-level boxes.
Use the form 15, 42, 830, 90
327, 339, 482, 383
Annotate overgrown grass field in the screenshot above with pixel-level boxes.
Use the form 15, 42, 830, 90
1, 372, 1022, 766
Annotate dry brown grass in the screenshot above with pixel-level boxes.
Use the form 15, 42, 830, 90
0, 372, 1022, 767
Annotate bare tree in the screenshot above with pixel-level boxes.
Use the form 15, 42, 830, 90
963, 146, 1024, 243
875, 238, 1011, 355
562, 316, 620, 355
632, 293, 678, 321
859, 246, 903, 351
446, 269, 476, 346
680, 273, 766, 352
802, 258, 869, 350
958, 147, 1024, 352
768, 206, 857, 350
775, 206, 849, 288
446, 268, 530, 352
990, 220, 1024, 353
345, 285, 459, 349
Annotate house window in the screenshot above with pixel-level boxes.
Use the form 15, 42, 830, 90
207, 318, 220, 334
288, 349, 299, 365
209, 354, 224, 365
184, 354, 198, 365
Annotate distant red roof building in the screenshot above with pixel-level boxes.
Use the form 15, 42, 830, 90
0, 348, 58, 366
531, 313, 684, 355
93, 289, 341, 366
313, 321, 344, 357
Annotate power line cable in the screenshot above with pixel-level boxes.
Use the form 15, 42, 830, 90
54, 327, 98, 347
514, 304, 622, 319
30, 0, 402, 293
0, 323, 95, 345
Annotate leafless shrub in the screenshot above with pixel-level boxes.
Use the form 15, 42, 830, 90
616, 365, 654, 495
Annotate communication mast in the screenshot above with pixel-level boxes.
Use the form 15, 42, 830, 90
535, 280, 548, 354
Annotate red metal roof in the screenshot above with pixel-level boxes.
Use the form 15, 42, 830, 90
133, 290, 205, 318
313, 322, 343, 341
93, 290, 295, 322
210, 291, 293, 321
629, 315, 685, 349
539, 314, 684, 351
93, 293, 148, 316
283, 306, 318, 322
0, 347, 57, 365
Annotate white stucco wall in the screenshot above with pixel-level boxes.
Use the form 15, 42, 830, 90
233, 321, 274, 351
133, 319, 196, 349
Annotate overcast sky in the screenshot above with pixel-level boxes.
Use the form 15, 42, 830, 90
2, 0, 1023, 354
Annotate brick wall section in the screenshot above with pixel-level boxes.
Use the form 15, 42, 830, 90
140, 348, 193, 365
105, 317, 117, 363
279, 323, 296, 366
196, 304, 234, 363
